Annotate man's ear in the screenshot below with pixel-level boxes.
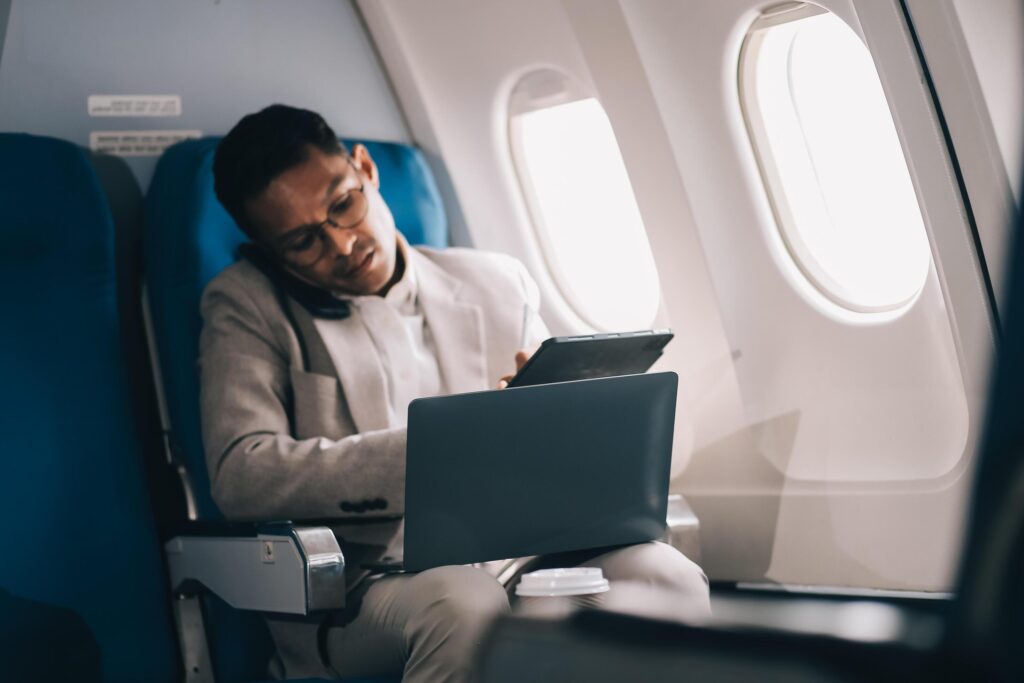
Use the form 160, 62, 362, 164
350, 143, 380, 189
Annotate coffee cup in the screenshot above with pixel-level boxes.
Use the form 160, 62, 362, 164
514, 567, 610, 616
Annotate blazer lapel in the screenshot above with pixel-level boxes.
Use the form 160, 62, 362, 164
412, 250, 488, 395
284, 297, 336, 377
288, 298, 391, 433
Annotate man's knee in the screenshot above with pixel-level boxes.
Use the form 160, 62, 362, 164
591, 542, 711, 618
600, 542, 709, 594
648, 542, 709, 594
405, 565, 509, 632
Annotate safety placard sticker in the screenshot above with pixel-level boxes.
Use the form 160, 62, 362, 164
88, 95, 182, 117
90, 130, 201, 156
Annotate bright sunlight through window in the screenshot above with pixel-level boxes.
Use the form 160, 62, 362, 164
741, 7, 932, 313
510, 78, 660, 331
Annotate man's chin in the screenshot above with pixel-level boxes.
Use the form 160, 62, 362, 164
329, 280, 371, 296
330, 269, 388, 296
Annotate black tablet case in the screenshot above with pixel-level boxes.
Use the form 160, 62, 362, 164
507, 330, 674, 388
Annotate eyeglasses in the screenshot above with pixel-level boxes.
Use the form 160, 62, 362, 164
275, 159, 370, 267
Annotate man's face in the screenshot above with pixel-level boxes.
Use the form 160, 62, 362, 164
245, 144, 399, 295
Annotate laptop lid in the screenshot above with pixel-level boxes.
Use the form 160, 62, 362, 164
404, 372, 678, 572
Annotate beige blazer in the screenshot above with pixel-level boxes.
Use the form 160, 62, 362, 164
198, 245, 548, 550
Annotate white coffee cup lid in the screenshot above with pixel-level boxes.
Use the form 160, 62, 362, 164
515, 567, 610, 597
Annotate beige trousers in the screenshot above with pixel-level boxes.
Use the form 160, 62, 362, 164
318, 541, 709, 683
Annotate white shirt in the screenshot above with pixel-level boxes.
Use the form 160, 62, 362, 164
313, 249, 445, 428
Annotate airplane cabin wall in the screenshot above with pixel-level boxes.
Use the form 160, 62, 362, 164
623, 0, 992, 592
905, 0, 1024, 316
952, 0, 1024, 206
361, 0, 1006, 592
0, 0, 408, 190
358, 0, 746, 530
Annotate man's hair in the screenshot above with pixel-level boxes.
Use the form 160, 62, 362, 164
213, 104, 346, 235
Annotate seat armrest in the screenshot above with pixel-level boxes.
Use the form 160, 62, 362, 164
664, 494, 701, 563
165, 523, 345, 615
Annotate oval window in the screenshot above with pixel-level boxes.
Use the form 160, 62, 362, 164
509, 70, 660, 330
740, 6, 932, 313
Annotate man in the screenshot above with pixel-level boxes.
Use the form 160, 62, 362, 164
200, 104, 709, 682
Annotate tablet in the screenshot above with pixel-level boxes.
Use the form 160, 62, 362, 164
506, 329, 674, 388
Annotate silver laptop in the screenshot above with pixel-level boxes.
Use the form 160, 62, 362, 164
403, 372, 678, 572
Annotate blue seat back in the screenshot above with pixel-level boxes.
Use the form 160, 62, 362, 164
143, 137, 447, 520
0, 133, 178, 682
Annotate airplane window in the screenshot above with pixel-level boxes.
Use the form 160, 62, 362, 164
509, 71, 660, 330
740, 8, 932, 313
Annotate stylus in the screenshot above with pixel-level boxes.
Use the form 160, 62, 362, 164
520, 303, 530, 350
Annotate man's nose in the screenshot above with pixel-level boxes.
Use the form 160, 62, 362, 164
324, 224, 357, 256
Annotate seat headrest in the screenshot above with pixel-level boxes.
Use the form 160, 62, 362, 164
0, 133, 115, 275
348, 139, 448, 249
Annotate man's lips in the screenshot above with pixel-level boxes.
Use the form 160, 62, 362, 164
341, 250, 374, 278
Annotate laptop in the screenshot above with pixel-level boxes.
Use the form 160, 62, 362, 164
403, 372, 678, 572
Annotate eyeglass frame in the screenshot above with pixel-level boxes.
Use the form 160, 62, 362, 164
268, 156, 370, 267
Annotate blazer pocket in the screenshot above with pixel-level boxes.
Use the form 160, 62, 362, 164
289, 368, 354, 441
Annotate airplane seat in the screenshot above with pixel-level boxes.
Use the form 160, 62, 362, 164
947, 185, 1024, 676
0, 132, 180, 682
143, 136, 447, 521
90, 149, 190, 533
0, 132, 333, 683
143, 136, 445, 682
